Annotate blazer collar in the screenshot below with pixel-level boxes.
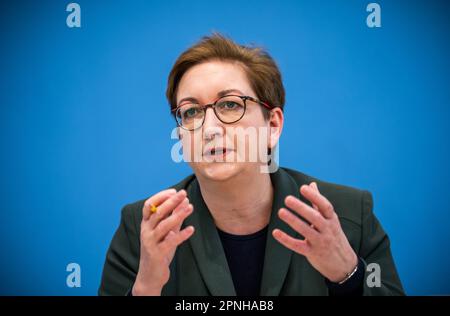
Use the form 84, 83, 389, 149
184, 167, 308, 296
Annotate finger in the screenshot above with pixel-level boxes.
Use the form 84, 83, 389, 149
309, 182, 319, 211
149, 190, 187, 229
142, 189, 177, 221
161, 225, 195, 251
171, 198, 190, 233
153, 204, 193, 242
284, 195, 326, 231
308, 183, 319, 229
278, 208, 319, 241
174, 198, 189, 213
158, 197, 188, 223
272, 229, 311, 256
154, 197, 189, 234
300, 184, 334, 219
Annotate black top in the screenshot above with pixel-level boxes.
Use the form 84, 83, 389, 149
217, 225, 268, 296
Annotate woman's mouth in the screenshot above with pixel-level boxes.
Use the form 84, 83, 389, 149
203, 147, 233, 160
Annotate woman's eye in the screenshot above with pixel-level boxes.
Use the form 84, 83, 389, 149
220, 101, 239, 110
183, 107, 199, 118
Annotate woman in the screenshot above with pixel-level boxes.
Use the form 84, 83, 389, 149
99, 34, 404, 296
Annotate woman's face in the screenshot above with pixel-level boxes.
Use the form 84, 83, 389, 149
176, 60, 282, 182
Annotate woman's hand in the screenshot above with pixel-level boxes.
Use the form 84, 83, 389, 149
273, 182, 358, 283
132, 189, 195, 295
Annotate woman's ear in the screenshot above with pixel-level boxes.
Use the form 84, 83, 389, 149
268, 107, 284, 149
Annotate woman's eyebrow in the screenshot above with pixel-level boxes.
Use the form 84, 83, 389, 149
217, 89, 244, 97
177, 97, 198, 106
177, 89, 245, 106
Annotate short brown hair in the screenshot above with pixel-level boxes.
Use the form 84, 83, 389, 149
166, 33, 285, 116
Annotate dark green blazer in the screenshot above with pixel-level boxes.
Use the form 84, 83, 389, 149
98, 167, 404, 296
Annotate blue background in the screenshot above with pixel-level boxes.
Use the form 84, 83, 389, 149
1, 0, 449, 295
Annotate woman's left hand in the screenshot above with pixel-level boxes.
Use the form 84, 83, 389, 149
273, 182, 358, 283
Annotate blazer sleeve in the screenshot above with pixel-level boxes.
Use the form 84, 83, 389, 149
359, 190, 405, 295
98, 204, 140, 296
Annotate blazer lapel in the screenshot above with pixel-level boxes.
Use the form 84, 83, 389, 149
184, 178, 236, 296
259, 167, 309, 296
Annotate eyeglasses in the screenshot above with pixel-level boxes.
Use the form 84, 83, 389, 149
172, 94, 273, 131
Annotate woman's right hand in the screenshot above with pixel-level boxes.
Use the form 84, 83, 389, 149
132, 189, 195, 296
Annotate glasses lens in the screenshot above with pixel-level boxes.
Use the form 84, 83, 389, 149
176, 103, 204, 130
214, 95, 245, 123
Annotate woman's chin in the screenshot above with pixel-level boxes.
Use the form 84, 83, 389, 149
194, 162, 242, 182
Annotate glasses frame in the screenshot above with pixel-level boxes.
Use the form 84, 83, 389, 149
172, 94, 274, 131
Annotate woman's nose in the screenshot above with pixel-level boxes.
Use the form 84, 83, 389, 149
202, 107, 224, 140
203, 107, 221, 128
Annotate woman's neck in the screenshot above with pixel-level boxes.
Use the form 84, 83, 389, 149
196, 167, 274, 235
